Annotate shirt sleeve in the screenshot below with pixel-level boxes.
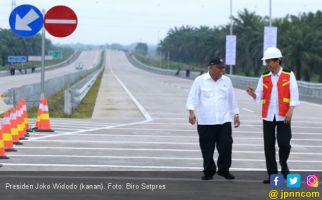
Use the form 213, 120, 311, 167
228, 78, 240, 115
255, 76, 263, 103
290, 72, 300, 107
186, 78, 199, 110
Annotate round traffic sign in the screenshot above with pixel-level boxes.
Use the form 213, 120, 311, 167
9, 4, 43, 37
44, 5, 78, 38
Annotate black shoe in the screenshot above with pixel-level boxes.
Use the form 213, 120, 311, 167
281, 168, 290, 179
201, 175, 213, 180
217, 171, 235, 180
263, 179, 270, 184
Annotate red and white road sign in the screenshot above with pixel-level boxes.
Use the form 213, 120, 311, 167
44, 6, 78, 38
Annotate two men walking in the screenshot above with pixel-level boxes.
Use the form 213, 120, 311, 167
187, 48, 299, 183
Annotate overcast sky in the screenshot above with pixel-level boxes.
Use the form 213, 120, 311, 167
0, 0, 321, 45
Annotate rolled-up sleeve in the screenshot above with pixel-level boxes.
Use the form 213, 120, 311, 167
228, 79, 239, 115
186, 78, 199, 110
255, 76, 263, 103
290, 72, 300, 107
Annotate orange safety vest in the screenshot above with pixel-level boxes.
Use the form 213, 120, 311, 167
261, 69, 291, 118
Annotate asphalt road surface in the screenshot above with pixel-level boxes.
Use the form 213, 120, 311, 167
0, 49, 321, 199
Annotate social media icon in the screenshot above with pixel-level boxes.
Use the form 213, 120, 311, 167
306, 174, 319, 188
287, 174, 301, 188
270, 174, 284, 188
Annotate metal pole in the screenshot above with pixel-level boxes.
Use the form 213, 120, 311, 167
269, 0, 272, 26
11, 0, 16, 11
40, 10, 46, 99
229, 0, 233, 75
167, 51, 170, 69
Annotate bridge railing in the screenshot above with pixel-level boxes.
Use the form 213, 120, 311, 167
126, 51, 322, 101
64, 51, 105, 115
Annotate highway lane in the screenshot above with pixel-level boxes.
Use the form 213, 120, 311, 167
0, 49, 322, 172
0, 50, 101, 93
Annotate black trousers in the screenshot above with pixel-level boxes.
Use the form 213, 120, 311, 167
263, 118, 292, 176
197, 122, 232, 176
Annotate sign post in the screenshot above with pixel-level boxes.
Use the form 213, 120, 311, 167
225, 35, 237, 66
48, 50, 63, 59
9, 4, 43, 37
8, 56, 27, 63
263, 26, 278, 65
44, 6, 78, 38
9, 4, 78, 100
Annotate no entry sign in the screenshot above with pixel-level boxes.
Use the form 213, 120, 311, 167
44, 5, 78, 37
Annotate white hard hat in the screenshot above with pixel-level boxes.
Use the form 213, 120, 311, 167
261, 47, 283, 60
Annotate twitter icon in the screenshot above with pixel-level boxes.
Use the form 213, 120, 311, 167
287, 174, 301, 188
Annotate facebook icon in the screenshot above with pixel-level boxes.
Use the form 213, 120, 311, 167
270, 174, 284, 188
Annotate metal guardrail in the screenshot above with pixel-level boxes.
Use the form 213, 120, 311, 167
64, 52, 105, 115
127, 51, 322, 101
227, 74, 322, 99
64, 68, 103, 115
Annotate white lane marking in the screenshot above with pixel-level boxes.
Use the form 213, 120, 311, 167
37, 133, 322, 141
14, 147, 322, 156
50, 128, 84, 131
25, 120, 150, 141
113, 127, 194, 132
45, 19, 77, 24
0, 163, 201, 170
25, 140, 322, 148
0, 163, 321, 171
301, 101, 322, 108
108, 52, 152, 122
110, 127, 322, 135
0, 175, 264, 183
242, 108, 255, 113
8, 155, 322, 163
148, 119, 322, 126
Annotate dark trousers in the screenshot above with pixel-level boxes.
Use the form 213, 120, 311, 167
197, 122, 232, 176
263, 118, 292, 176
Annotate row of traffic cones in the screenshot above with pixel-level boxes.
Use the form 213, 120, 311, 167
0, 98, 54, 159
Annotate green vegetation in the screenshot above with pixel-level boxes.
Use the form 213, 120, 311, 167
27, 71, 104, 118
27, 51, 105, 118
134, 43, 148, 55
0, 29, 74, 71
157, 9, 322, 82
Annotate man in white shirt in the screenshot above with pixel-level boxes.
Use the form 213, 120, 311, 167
186, 57, 240, 180
246, 47, 300, 184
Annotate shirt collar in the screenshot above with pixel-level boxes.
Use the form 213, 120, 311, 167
269, 67, 283, 76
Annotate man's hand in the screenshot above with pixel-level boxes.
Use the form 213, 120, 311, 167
285, 107, 294, 124
234, 115, 240, 128
189, 111, 196, 125
246, 84, 256, 99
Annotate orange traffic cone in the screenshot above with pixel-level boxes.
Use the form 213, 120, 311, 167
2, 112, 17, 152
10, 108, 23, 145
33, 98, 44, 131
16, 102, 27, 140
0, 132, 9, 159
21, 99, 31, 132
34, 98, 54, 132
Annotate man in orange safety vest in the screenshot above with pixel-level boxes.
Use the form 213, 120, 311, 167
246, 47, 300, 184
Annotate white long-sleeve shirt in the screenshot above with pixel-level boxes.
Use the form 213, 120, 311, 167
186, 73, 239, 125
255, 67, 300, 122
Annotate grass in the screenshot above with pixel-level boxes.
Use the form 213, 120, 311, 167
26, 70, 104, 119
26, 50, 105, 119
